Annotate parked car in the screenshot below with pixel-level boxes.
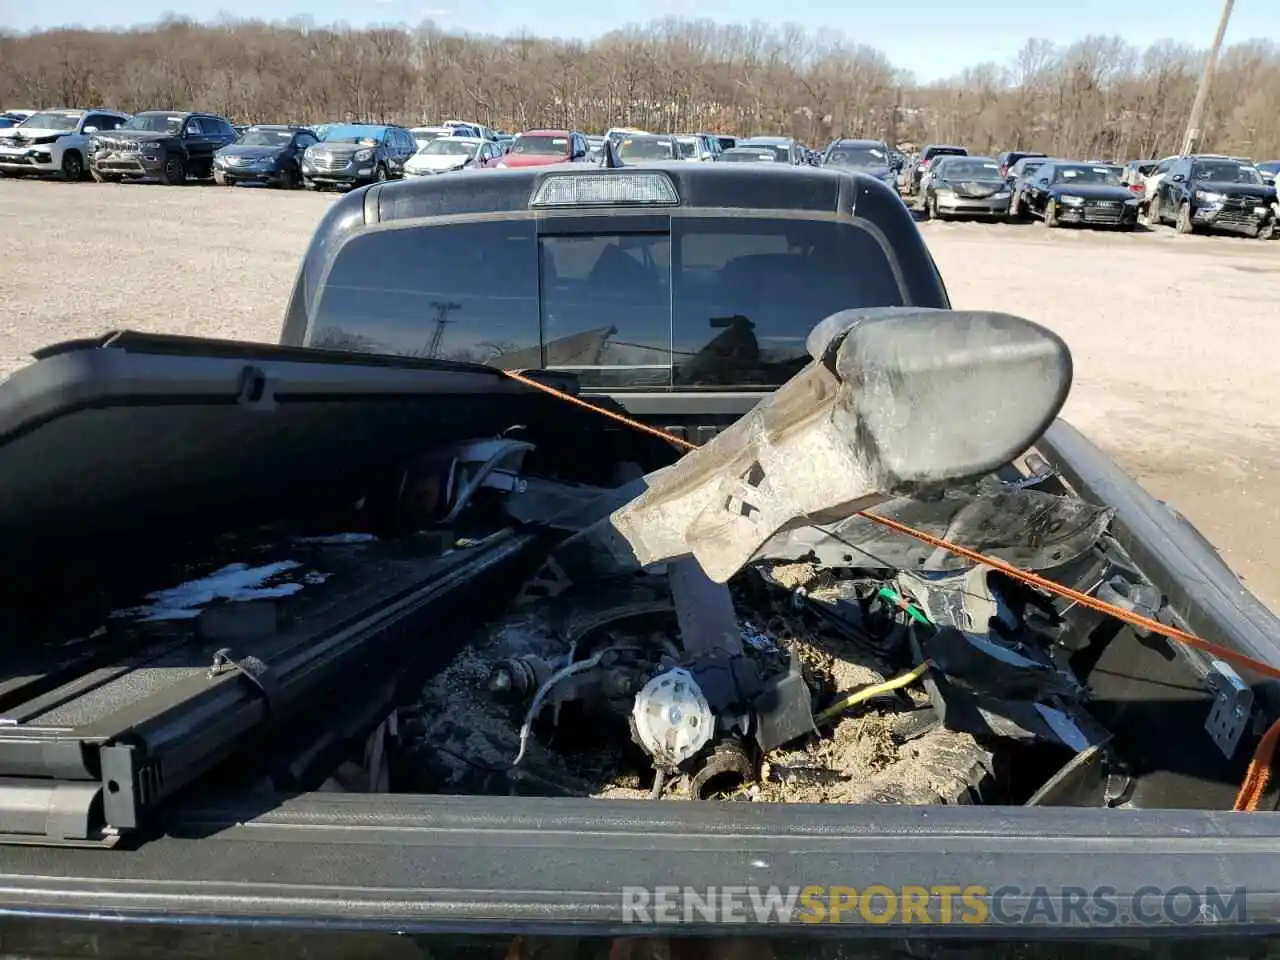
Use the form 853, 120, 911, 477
821, 138, 898, 190
0, 108, 129, 180
212, 124, 318, 188
405, 136, 499, 176
300, 123, 418, 190
909, 144, 968, 195
717, 146, 779, 163
676, 134, 721, 162
921, 155, 1011, 220
1019, 160, 1141, 229
441, 120, 492, 140
494, 130, 593, 169
1147, 154, 1276, 238
996, 150, 1046, 178
409, 126, 455, 148
736, 136, 805, 165
615, 134, 681, 164
1140, 155, 1181, 211
605, 127, 648, 148
1007, 155, 1053, 217
88, 110, 237, 185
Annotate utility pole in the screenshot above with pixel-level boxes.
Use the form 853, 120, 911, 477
425, 301, 461, 358
1180, 0, 1235, 155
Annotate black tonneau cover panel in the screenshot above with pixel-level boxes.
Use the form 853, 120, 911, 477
0, 331, 574, 568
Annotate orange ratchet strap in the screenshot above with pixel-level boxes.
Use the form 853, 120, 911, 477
503, 368, 1280, 809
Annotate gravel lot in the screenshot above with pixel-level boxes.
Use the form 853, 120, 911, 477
2, 179, 1278, 607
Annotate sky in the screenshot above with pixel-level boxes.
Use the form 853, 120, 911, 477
0, 0, 1272, 83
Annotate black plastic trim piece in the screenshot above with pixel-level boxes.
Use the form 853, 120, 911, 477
1, 795, 1279, 933
1038, 420, 1280, 699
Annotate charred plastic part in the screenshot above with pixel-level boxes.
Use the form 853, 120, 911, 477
690, 739, 755, 799
487, 654, 556, 704
608, 307, 1073, 583
753, 485, 1113, 574
632, 667, 715, 768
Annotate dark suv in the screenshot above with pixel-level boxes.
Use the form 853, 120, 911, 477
1148, 154, 1277, 238
88, 111, 237, 184
301, 123, 418, 190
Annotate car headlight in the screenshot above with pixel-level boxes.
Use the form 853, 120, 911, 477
354, 148, 373, 162
1059, 195, 1085, 206
1195, 190, 1225, 203
992, 190, 1011, 199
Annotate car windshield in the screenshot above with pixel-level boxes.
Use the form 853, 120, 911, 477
617, 137, 676, 161
20, 111, 82, 130
511, 135, 568, 157
1052, 164, 1124, 186
825, 145, 887, 168
938, 159, 1002, 179
1192, 160, 1264, 184
322, 124, 385, 145
122, 114, 185, 134
742, 142, 791, 163
238, 128, 295, 146
418, 139, 477, 156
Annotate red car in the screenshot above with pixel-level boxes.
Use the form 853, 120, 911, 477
489, 129, 593, 168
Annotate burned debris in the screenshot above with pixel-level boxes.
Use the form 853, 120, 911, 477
402, 307, 1122, 803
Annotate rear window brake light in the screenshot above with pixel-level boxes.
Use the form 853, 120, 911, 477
531, 172, 679, 208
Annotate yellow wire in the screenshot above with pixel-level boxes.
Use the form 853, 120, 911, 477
814, 661, 931, 725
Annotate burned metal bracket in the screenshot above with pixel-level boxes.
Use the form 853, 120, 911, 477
608, 307, 1072, 584
1204, 659, 1253, 759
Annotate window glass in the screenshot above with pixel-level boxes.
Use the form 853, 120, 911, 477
185, 118, 205, 136
671, 217, 903, 387
539, 234, 672, 387
310, 220, 540, 366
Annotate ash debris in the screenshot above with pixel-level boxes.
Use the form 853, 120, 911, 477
401, 560, 991, 805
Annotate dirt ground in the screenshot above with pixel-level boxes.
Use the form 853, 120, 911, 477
1, 179, 1277, 608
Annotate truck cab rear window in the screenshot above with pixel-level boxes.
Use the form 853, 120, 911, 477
308, 215, 905, 387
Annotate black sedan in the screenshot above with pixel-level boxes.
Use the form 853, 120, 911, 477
1019, 161, 1141, 229
213, 125, 320, 188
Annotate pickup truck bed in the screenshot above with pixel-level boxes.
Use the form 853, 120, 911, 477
0, 328, 1278, 945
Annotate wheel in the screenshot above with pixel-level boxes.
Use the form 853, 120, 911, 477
1176, 201, 1193, 234
213, 170, 228, 186
158, 155, 186, 186
59, 151, 85, 181
374, 164, 389, 183
1044, 198, 1059, 228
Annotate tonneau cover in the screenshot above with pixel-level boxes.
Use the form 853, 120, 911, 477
0, 331, 573, 571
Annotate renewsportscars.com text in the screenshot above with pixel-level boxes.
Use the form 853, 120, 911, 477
621, 884, 1247, 926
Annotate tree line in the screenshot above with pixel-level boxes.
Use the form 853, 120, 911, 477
2, 17, 1278, 160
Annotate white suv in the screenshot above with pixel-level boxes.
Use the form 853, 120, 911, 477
0, 108, 130, 180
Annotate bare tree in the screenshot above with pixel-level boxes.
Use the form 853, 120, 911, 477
0, 19, 1276, 157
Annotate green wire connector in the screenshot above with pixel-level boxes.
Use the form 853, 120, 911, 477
878, 586, 932, 627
